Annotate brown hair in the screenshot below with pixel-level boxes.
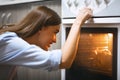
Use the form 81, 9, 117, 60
0, 6, 61, 38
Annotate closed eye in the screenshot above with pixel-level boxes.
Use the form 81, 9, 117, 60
55, 30, 59, 34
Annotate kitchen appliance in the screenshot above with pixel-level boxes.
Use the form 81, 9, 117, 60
65, 27, 117, 80
61, 0, 120, 80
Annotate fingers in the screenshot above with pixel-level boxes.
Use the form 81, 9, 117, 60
74, 7, 93, 24
81, 7, 93, 16
77, 7, 93, 20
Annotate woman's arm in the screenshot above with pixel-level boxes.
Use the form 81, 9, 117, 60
60, 8, 92, 69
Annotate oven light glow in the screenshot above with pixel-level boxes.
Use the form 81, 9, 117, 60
89, 33, 93, 37
108, 33, 113, 37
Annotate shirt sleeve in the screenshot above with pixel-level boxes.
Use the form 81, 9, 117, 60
0, 32, 62, 71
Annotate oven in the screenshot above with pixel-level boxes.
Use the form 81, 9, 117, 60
66, 27, 117, 80
61, 0, 120, 80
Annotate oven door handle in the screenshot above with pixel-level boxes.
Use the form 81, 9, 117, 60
63, 16, 120, 19
91, 16, 120, 18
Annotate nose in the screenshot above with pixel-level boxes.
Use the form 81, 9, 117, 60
52, 35, 56, 43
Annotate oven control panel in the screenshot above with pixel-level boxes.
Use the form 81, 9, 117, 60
64, 0, 113, 14
62, 0, 120, 18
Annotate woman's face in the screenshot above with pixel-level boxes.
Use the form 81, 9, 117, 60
36, 25, 60, 50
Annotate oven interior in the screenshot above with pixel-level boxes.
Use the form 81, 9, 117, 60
65, 27, 117, 80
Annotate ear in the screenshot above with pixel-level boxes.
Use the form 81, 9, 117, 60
37, 27, 45, 34
38, 30, 42, 34
38, 27, 44, 33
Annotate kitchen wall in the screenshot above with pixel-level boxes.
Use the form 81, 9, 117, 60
0, 0, 61, 80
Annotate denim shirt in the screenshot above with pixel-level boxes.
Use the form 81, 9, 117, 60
0, 32, 62, 71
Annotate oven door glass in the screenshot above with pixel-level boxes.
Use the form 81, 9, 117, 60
66, 28, 117, 80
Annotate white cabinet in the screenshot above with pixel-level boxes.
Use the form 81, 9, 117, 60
0, 0, 49, 6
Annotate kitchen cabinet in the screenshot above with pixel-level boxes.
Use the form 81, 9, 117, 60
0, 0, 52, 6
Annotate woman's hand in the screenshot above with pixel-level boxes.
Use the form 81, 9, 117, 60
75, 7, 93, 25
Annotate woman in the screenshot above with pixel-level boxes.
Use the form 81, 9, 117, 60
0, 6, 92, 79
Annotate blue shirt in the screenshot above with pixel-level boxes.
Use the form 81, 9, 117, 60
0, 32, 62, 71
